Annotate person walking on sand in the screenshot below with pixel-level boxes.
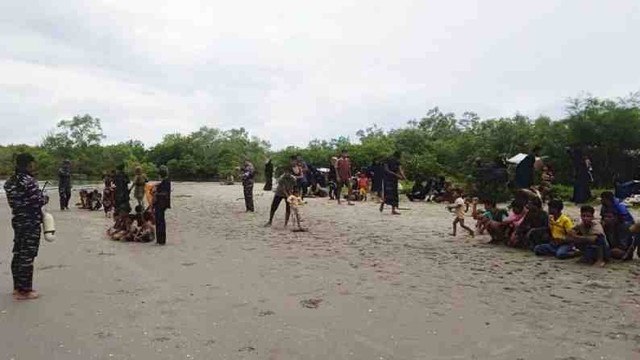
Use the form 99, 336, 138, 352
4, 153, 49, 300
154, 166, 171, 245
58, 159, 72, 211
240, 157, 255, 212
380, 151, 406, 215
336, 149, 353, 205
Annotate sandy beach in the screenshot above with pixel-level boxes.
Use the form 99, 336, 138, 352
1, 182, 640, 360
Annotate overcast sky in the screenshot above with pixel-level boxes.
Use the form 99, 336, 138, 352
1, 0, 638, 149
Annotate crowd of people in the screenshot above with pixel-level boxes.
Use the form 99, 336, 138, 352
447, 190, 640, 267
3, 145, 639, 301
101, 164, 171, 245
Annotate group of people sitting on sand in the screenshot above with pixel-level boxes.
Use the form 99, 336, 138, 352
445, 187, 639, 267
107, 204, 156, 242
102, 164, 171, 245
77, 188, 103, 211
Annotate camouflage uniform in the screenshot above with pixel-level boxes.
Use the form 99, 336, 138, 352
4, 171, 46, 292
241, 162, 255, 212
58, 165, 71, 210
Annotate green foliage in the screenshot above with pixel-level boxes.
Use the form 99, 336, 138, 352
2, 94, 640, 189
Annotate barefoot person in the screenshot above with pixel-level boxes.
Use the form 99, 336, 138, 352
240, 157, 255, 212
263, 158, 274, 191
266, 167, 296, 227
154, 165, 171, 245
380, 151, 406, 215
114, 163, 131, 214
447, 190, 474, 237
58, 159, 72, 211
4, 153, 49, 300
132, 166, 148, 208
287, 189, 306, 231
335, 149, 353, 205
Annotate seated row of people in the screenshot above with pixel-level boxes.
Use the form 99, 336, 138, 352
473, 191, 639, 267
407, 177, 452, 203
77, 189, 102, 211
106, 205, 155, 242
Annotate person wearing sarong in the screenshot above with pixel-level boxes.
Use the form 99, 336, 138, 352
263, 159, 273, 191
380, 151, 405, 215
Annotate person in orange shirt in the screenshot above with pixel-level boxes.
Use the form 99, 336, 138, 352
357, 172, 369, 201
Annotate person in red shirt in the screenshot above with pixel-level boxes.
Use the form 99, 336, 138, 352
335, 149, 354, 205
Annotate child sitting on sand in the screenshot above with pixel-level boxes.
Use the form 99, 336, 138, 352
108, 207, 134, 241
447, 190, 474, 237
133, 211, 155, 243
534, 200, 575, 259
287, 189, 306, 232
568, 205, 610, 267
513, 198, 548, 249
502, 201, 528, 245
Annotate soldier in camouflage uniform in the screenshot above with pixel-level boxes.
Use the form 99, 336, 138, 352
4, 153, 48, 300
58, 159, 72, 210
240, 158, 255, 212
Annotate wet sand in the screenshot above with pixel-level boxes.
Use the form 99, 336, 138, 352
1, 182, 640, 360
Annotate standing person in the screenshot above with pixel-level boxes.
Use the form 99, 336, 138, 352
4, 153, 48, 300
370, 159, 384, 199
132, 166, 148, 208
336, 149, 354, 205
102, 172, 115, 217
113, 163, 131, 214
569, 147, 592, 204
265, 167, 296, 227
515, 146, 540, 189
328, 157, 338, 200
154, 165, 171, 245
446, 190, 474, 237
295, 154, 310, 198
240, 157, 255, 212
380, 151, 406, 215
263, 158, 274, 191
58, 159, 72, 210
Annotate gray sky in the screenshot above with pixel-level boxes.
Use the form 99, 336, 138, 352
1, 0, 639, 149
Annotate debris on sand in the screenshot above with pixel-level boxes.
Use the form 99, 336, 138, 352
300, 298, 323, 309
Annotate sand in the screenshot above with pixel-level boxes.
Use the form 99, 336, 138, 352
1, 182, 640, 360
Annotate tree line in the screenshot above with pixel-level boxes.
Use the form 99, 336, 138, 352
1, 94, 639, 189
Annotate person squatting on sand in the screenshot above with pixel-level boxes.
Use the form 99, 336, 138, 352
4, 153, 48, 300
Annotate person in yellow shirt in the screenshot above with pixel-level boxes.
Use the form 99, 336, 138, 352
534, 200, 575, 258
